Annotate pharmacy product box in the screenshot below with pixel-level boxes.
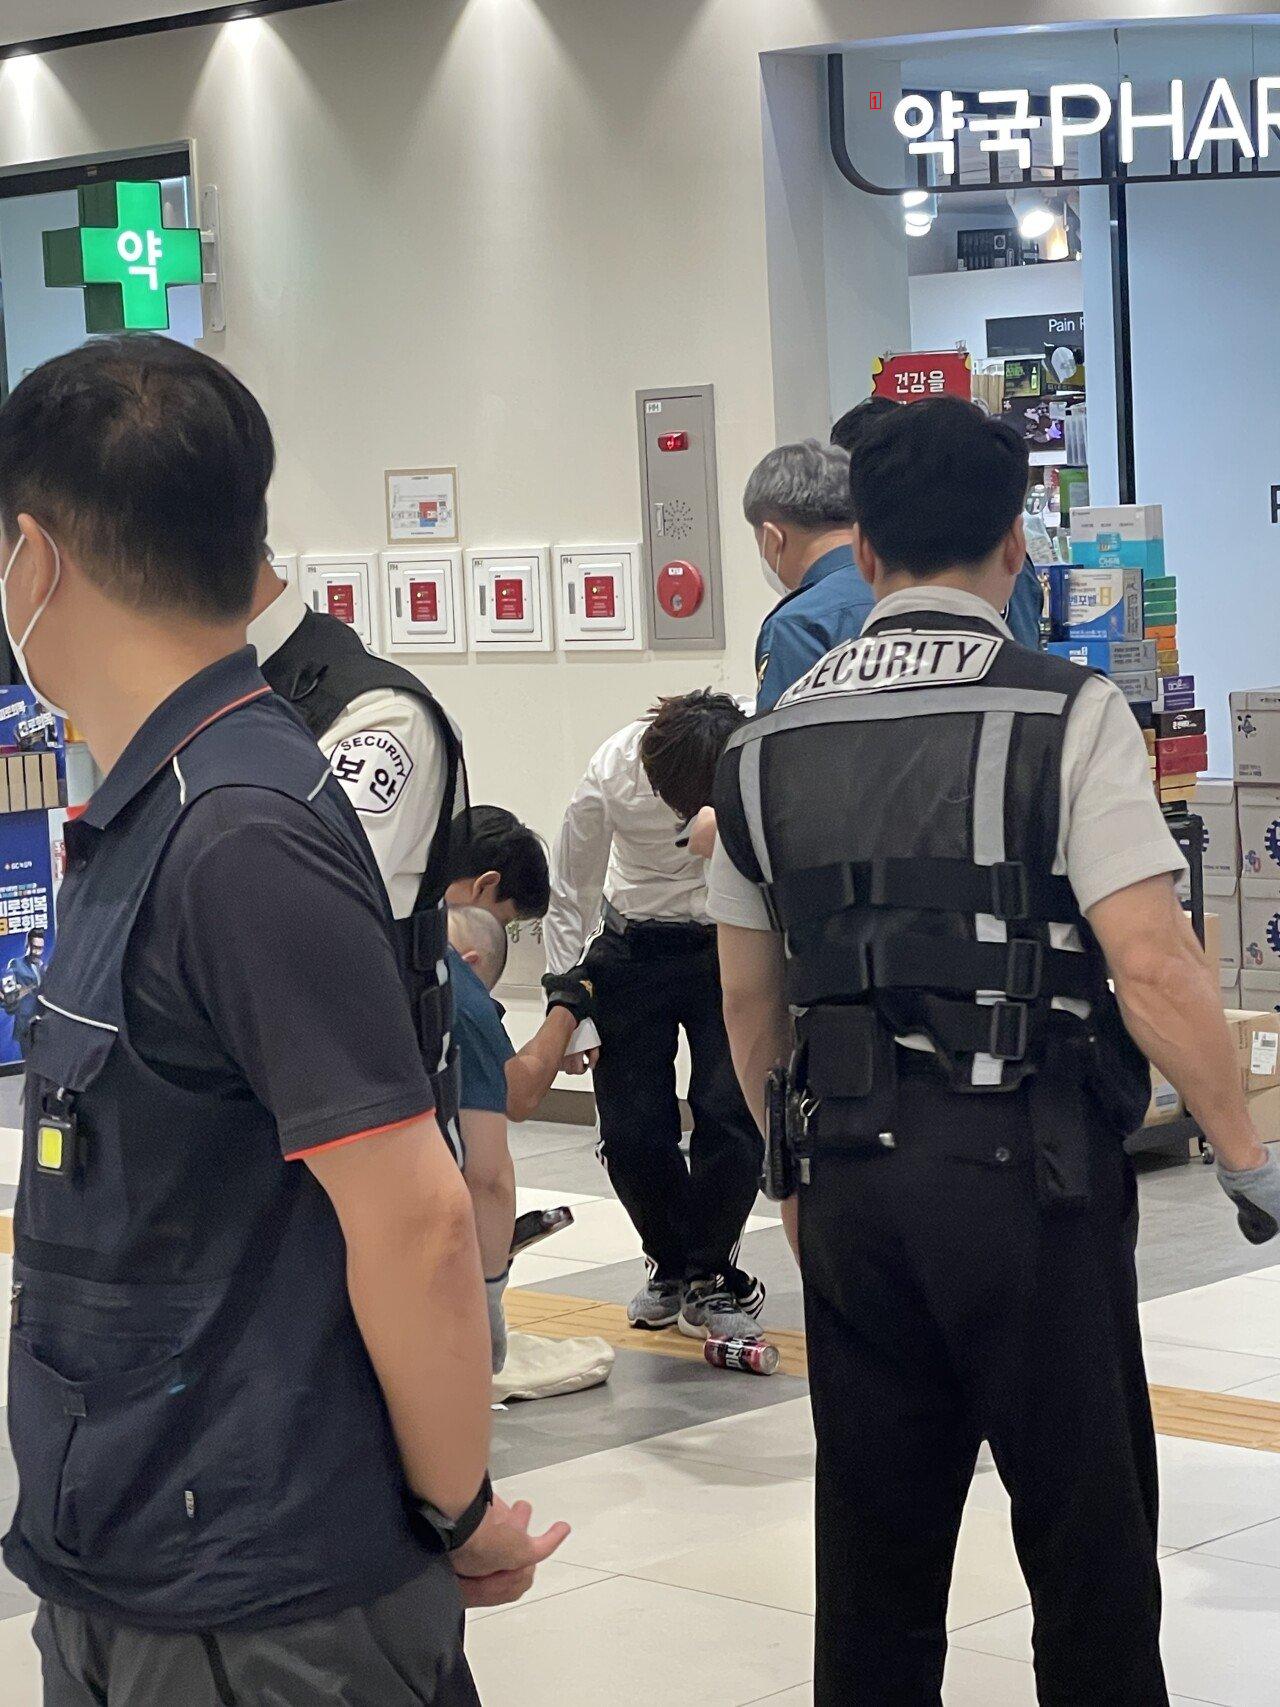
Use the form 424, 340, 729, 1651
1071, 506, 1165, 575
1192, 778, 1238, 897
1156, 707, 1206, 740
1062, 568, 1143, 641
1232, 689, 1280, 783
1112, 671, 1158, 706
1240, 892, 1280, 970
1073, 504, 1164, 538
1046, 638, 1156, 673
1145, 1064, 1183, 1126
1241, 970, 1280, 1017
1158, 674, 1194, 702
1238, 785, 1280, 894
1224, 1009, 1280, 1094
1221, 970, 1241, 1007
1156, 734, 1208, 776
1158, 689, 1196, 713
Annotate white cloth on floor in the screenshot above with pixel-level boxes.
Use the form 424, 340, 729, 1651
492, 1332, 614, 1403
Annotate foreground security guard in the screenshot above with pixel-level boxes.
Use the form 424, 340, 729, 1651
711, 397, 1280, 1706
0, 337, 566, 1705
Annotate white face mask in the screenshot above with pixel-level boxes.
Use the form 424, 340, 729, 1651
759, 536, 787, 598
2, 527, 70, 720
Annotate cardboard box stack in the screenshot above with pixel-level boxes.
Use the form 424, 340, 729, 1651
1192, 779, 1242, 1005
1230, 696, 1280, 1014
1045, 505, 1206, 806
1224, 1008, 1280, 1144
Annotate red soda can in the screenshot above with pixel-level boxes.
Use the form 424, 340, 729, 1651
704, 1335, 780, 1376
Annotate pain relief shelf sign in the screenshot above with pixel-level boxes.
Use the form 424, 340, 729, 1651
872, 349, 972, 404
43, 181, 203, 333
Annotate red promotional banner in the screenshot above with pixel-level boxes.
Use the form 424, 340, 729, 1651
871, 349, 973, 404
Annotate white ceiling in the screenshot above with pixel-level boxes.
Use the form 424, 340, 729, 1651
0, 1, 344, 52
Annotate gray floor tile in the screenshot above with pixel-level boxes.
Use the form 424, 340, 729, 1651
492, 1345, 807, 1479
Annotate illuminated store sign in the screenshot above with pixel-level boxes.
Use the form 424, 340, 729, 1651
894, 79, 1280, 175
43, 181, 203, 333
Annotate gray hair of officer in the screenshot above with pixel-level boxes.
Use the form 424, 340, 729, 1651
742, 439, 853, 531
447, 905, 510, 993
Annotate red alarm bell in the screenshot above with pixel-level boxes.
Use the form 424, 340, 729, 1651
656, 560, 704, 619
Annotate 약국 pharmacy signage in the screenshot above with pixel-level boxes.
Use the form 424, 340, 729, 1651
43, 181, 203, 333
829, 61, 1280, 197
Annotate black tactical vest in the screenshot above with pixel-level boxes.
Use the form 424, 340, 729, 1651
716, 608, 1151, 1180
5, 655, 439, 1627
260, 609, 464, 1151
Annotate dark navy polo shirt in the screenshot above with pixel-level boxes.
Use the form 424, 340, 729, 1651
5, 651, 444, 1630
449, 946, 515, 1115
754, 544, 874, 711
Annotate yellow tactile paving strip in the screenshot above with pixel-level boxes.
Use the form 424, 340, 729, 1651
0, 1212, 1276, 1453
509, 1288, 1280, 1453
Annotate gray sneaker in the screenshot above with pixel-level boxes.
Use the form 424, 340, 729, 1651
678, 1277, 768, 1342
627, 1278, 683, 1330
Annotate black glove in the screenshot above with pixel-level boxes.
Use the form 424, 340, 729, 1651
1216, 1149, 1280, 1245
542, 970, 595, 1025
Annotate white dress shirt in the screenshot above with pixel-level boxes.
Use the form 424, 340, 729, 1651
249, 584, 446, 920
544, 719, 710, 978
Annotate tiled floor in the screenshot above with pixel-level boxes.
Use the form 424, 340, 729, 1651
2, 1122, 1280, 1703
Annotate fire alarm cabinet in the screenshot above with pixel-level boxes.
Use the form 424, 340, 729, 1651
655, 559, 704, 620
465, 548, 552, 651
300, 554, 378, 649
555, 544, 643, 650
269, 551, 298, 588
637, 384, 724, 651
380, 551, 465, 653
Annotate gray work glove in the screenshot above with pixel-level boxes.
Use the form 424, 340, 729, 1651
1216, 1149, 1280, 1245
485, 1271, 510, 1374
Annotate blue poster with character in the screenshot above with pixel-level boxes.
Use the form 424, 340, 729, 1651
0, 685, 68, 1069
0, 808, 65, 1069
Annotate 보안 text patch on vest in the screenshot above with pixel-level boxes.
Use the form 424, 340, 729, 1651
778, 631, 1003, 706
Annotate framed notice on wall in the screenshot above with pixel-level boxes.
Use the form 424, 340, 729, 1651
385, 467, 460, 545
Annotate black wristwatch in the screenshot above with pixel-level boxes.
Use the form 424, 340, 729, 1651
408, 1473, 493, 1554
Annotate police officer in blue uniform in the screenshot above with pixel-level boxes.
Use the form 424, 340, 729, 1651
0, 337, 565, 1704
712, 397, 1280, 1705
746, 440, 869, 713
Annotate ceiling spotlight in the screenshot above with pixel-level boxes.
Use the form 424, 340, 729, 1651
1008, 188, 1056, 240
903, 191, 937, 236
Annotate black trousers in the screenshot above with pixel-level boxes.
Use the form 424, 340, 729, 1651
585, 921, 762, 1286
799, 1068, 1168, 1707
35, 1569, 479, 1706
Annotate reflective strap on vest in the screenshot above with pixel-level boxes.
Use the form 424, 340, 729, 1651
768, 857, 1078, 934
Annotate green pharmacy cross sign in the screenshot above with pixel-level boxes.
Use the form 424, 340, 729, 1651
43, 181, 203, 334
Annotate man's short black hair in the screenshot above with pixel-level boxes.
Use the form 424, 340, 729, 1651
445, 805, 550, 920
640, 690, 747, 822
830, 395, 899, 459
848, 396, 1029, 577
0, 334, 275, 621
